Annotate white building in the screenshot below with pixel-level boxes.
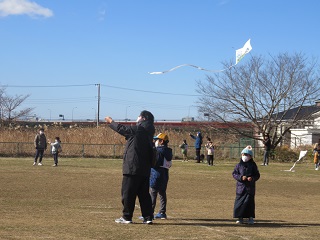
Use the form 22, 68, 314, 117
277, 101, 320, 148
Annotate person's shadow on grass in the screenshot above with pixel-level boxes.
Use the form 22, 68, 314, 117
164, 218, 320, 228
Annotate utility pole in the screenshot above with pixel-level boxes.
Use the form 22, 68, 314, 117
95, 83, 100, 127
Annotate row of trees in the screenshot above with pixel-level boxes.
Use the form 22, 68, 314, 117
197, 53, 320, 149
0, 87, 33, 121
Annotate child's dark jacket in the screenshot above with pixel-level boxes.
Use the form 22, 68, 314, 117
232, 159, 260, 195
150, 145, 172, 191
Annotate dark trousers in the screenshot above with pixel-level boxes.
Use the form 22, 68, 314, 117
263, 150, 270, 165
34, 149, 44, 163
150, 187, 167, 214
53, 153, 58, 165
121, 174, 153, 221
195, 148, 201, 163
207, 155, 214, 165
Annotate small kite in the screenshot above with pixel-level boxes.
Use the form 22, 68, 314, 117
283, 150, 308, 172
149, 39, 252, 74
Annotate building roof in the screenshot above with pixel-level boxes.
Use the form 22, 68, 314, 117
275, 105, 320, 121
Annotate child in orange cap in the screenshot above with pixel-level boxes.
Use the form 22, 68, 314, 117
150, 133, 173, 220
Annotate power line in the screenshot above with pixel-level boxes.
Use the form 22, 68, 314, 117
3, 83, 200, 97
101, 84, 200, 97
3, 84, 95, 88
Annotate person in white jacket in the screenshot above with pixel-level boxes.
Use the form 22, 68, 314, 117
48, 137, 61, 167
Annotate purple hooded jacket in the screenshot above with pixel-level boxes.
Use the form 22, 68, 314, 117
232, 158, 260, 195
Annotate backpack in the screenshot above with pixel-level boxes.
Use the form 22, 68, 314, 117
58, 145, 62, 153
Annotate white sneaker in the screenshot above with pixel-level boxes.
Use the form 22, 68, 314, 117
143, 219, 153, 224
315, 167, 319, 170
33, 162, 37, 166
236, 218, 244, 224
115, 217, 132, 224
38, 163, 43, 166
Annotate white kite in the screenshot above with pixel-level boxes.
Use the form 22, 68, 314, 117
235, 39, 252, 64
149, 39, 252, 74
283, 150, 308, 172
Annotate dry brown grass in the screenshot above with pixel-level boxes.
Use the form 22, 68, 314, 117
0, 125, 243, 159
0, 124, 234, 146
0, 157, 319, 239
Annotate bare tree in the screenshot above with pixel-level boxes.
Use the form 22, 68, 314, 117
197, 53, 320, 148
1, 94, 34, 121
0, 86, 6, 120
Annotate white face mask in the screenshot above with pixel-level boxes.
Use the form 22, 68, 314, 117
241, 155, 251, 162
136, 116, 145, 123
155, 140, 160, 147
39, 131, 44, 135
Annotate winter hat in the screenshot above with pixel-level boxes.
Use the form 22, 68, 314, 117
241, 145, 253, 156
139, 110, 154, 123
154, 133, 169, 142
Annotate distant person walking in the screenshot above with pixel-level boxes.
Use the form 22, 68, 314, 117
189, 132, 203, 163
233, 146, 260, 225
48, 137, 62, 167
33, 128, 47, 166
179, 139, 188, 161
105, 110, 155, 224
262, 134, 271, 166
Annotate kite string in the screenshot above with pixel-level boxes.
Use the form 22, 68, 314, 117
149, 63, 236, 75
149, 39, 252, 75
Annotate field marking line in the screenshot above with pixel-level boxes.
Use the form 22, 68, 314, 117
181, 219, 250, 240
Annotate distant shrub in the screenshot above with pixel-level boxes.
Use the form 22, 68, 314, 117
273, 146, 299, 162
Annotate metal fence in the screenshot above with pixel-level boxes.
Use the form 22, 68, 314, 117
0, 142, 264, 160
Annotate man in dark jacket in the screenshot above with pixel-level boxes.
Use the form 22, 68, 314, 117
262, 134, 271, 166
33, 128, 47, 166
105, 110, 155, 224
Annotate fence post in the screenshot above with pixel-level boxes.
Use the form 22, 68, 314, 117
82, 144, 85, 158
17, 142, 20, 155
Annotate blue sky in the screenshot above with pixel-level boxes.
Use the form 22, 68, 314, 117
1, 0, 319, 122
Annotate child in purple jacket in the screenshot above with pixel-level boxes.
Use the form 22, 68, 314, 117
232, 146, 260, 225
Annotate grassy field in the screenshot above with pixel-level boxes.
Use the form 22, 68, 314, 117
0, 157, 319, 240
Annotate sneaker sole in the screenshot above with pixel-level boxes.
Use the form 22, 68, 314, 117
115, 219, 132, 224
115, 220, 132, 224
143, 221, 153, 224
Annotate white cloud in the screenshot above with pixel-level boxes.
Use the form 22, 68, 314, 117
98, 9, 106, 21
219, 0, 230, 6
0, 0, 53, 18
98, 3, 107, 22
